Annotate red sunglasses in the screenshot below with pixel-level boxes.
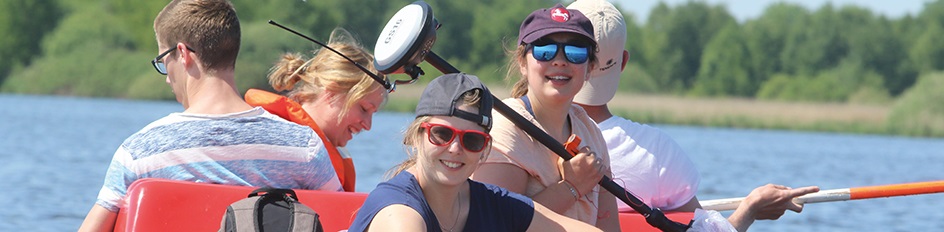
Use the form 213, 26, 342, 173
420, 122, 491, 152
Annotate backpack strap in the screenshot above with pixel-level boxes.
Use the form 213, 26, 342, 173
248, 187, 298, 231
221, 187, 323, 232
249, 187, 299, 202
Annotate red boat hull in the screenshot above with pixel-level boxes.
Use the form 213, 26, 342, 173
114, 178, 693, 231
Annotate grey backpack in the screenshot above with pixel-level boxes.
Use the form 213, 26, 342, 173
219, 188, 324, 232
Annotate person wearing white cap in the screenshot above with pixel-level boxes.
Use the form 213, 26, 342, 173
568, 0, 820, 231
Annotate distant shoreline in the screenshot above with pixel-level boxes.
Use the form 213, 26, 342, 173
0, 86, 907, 137
384, 84, 898, 137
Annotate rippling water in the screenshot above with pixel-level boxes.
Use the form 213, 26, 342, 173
1, 94, 942, 231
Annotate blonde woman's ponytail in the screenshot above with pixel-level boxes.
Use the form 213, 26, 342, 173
267, 53, 310, 92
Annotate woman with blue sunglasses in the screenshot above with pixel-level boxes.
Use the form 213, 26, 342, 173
471, 3, 620, 231
348, 73, 599, 232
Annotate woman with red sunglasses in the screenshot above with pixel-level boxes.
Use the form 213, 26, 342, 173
470, 3, 620, 231
348, 73, 599, 232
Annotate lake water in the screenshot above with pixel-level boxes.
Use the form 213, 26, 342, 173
1, 94, 942, 231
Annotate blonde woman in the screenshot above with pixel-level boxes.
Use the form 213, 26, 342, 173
245, 28, 389, 192
348, 73, 599, 232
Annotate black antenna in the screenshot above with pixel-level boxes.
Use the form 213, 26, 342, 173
268, 20, 395, 93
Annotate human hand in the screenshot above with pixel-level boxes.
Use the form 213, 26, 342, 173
741, 184, 820, 220
558, 146, 608, 196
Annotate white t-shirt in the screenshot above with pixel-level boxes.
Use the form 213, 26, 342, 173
597, 116, 700, 212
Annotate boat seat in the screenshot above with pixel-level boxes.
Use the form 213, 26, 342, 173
114, 178, 367, 232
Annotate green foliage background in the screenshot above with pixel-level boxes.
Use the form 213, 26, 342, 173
887, 72, 944, 137
1, 0, 943, 136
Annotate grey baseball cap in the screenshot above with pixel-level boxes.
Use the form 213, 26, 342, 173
415, 73, 493, 131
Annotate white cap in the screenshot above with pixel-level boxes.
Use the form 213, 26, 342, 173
568, 0, 627, 106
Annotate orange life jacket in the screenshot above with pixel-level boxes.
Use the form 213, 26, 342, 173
244, 89, 356, 192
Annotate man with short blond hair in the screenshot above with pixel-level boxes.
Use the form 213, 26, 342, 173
79, 1, 341, 231
153, 0, 240, 73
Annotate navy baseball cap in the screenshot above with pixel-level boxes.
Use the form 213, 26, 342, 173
517, 3, 596, 46
415, 73, 493, 131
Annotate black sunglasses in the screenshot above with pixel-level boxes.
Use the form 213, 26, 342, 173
151, 45, 196, 75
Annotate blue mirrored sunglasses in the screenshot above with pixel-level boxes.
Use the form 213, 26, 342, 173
529, 43, 590, 64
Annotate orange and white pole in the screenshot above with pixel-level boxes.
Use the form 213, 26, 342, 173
701, 180, 944, 211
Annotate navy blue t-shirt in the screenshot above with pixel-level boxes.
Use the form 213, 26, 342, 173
348, 172, 534, 232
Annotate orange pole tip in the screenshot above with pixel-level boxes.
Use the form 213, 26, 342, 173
849, 180, 944, 200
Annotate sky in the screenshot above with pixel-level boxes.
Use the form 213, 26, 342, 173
612, 0, 929, 22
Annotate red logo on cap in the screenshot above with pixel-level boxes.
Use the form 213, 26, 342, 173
550, 8, 570, 22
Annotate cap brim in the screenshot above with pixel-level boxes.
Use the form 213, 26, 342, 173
521, 27, 596, 45
573, 67, 620, 106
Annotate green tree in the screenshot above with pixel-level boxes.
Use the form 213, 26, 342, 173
101, 0, 169, 51
618, 3, 645, 68
742, 3, 809, 83
756, 60, 885, 102
461, 0, 552, 81
640, 1, 735, 93
692, 23, 753, 97
835, 6, 911, 96
0, 1, 62, 84
617, 5, 654, 94
887, 72, 944, 136
639, 3, 681, 92
40, 4, 137, 56
918, 0, 944, 28
779, 4, 847, 76
908, 22, 944, 74
1, 4, 151, 97
755, 73, 805, 101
